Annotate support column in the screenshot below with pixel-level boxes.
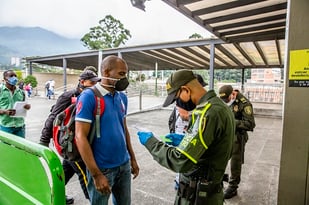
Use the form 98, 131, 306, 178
278, 0, 309, 204
209, 43, 215, 89
62, 58, 67, 92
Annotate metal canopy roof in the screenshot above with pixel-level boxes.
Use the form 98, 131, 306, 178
26, 0, 287, 71
26, 38, 285, 71
162, 0, 287, 43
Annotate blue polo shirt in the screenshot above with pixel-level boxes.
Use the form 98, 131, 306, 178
75, 84, 129, 169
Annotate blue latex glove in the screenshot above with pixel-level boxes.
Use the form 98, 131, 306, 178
165, 133, 185, 146
137, 131, 153, 145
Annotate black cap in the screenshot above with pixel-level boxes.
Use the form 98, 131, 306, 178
79, 70, 101, 82
163, 69, 196, 107
219, 85, 233, 99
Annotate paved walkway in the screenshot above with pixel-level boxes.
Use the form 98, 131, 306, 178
24, 96, 282, 205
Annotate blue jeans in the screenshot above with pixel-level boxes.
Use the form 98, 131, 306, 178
0, 125, 25, 138
87, 161, 131, 205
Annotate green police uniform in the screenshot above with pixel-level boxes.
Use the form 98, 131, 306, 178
144, 90, 235, 205
228, 92, 255, 190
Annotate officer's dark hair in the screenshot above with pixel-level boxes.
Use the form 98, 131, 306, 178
3, 70, 14, 79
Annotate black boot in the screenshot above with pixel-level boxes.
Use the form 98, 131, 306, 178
66, 195, 74, 204
224, 186, 237, 199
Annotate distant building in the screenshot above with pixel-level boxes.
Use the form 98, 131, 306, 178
11, 57, 21, 66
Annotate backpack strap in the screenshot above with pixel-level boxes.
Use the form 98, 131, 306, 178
88, 86, 104, 143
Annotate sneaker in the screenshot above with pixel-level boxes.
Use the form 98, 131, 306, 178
224, 187, 237, 199
66, 195, 74, 204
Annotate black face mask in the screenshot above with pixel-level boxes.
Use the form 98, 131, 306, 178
114, 77, 129, 91
78, 83, 86, 90
102, 77, 129, 91
176, 98, 196, 111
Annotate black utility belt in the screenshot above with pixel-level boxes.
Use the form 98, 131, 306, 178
178, 179, 222, 202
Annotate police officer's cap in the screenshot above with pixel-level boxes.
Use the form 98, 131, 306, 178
163, 69, 196, 107
219, 85, 233, 99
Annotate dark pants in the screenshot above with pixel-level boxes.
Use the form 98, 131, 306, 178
63, 159, 89, 199
228, 133, 248, 189
0, 125, 25, 138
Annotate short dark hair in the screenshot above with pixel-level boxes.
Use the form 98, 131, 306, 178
3, 70, 15, 79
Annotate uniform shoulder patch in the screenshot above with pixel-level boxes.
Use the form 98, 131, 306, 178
244, 106, 253, 115
240, 97, 247, 103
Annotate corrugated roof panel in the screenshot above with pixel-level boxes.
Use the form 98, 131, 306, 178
198, 1, 283, 20
221, 44, 251, 66
219, 19, 286, 33
212, 47, 238, 67
240, 42, 264, 65
186, 0, 236, 11
259, 41, 280, 65
163, 49, 204, 67
175, 47, 208, 64
210, 10, 286, 28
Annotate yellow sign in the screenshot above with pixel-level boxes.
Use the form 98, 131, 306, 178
289, 49, 309, 80
289, 49, 309, 87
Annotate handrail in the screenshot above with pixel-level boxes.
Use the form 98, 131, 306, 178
0, 131, 65, 205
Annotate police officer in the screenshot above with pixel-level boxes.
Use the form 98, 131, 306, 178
137, 69, 235, 205
219, 85, 256, 199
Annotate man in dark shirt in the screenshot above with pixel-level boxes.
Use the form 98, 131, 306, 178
39, 67, 100, 204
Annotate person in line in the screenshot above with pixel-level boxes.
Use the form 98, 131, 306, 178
0, 70, 31, 138
168, 74, 207, 190
218, 85, 256, 199
39, 67, 101, 204
137, 69, 235, 205
18, 79, 24, 90
24, 83, 32, 98
75, 55, 139, 205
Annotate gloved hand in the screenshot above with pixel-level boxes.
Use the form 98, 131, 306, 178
165, 133, 185, 146
137, 131, 153, 145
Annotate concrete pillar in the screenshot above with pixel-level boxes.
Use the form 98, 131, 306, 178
278, 0, 309, 204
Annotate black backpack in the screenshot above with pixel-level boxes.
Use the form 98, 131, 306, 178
52, 87, 104, 161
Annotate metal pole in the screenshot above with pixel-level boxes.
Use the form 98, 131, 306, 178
63, 58, 67, 93
209, 43, 215, 90
155, 62, 158, 96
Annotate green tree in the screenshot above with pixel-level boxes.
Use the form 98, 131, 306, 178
189, 33, 203, 39
24, 75, 38, 88
81, 15, 131, 50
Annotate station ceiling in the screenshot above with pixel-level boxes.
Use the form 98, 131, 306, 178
162, 0, 287, 42
26, 0, 287, 71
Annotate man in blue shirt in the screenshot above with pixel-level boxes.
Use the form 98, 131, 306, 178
75, 55, 139, 205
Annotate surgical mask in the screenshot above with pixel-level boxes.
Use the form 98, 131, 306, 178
102, 76, 129, 91
226, 98, 235, 107
176, 98, 196, 111
7, 76, 18, 86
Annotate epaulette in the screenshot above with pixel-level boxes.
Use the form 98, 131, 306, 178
240, 97, 247, 104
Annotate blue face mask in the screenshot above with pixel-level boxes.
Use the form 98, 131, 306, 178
7, 76, 18, 86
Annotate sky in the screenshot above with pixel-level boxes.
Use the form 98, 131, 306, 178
0, 0, 212, 46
